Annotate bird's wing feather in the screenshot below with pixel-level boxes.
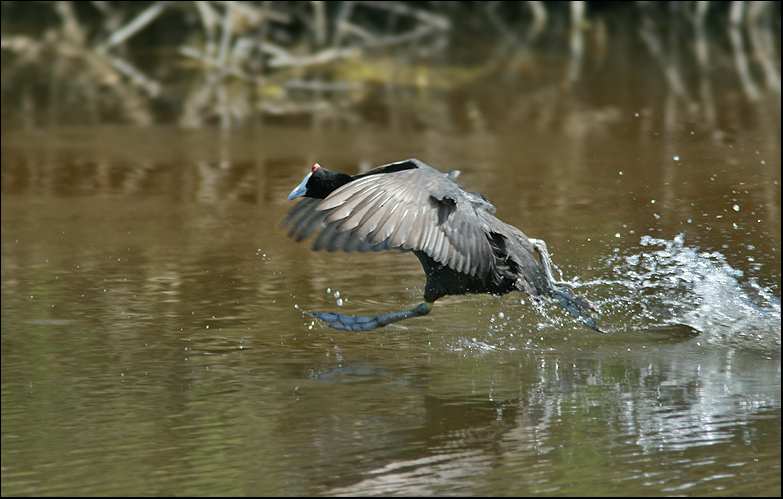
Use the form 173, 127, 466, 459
284, 163, 495, 277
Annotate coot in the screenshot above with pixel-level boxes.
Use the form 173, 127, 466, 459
284, 158, 601, 332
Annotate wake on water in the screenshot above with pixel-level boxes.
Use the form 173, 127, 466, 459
577, 234, 781, 350
467, 234, 779, 352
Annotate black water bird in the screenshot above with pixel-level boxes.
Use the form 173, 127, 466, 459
284, 159, 601, 332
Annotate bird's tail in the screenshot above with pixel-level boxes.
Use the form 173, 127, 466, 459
550, 283, 603, 332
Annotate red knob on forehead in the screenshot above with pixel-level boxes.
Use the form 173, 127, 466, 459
312, 163, 321, 172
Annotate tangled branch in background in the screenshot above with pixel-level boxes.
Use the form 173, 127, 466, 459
1, 1, 780, 130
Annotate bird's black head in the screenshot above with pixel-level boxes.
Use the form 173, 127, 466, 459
287, 163, 353, 200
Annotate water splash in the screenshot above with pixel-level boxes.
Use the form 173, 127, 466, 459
592, 234, 780, 350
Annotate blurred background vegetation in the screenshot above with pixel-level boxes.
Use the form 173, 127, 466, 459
1, 1, 780, 132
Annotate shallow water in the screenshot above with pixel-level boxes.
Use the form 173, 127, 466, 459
2, 13, 781, 496
2, 119, 779, 496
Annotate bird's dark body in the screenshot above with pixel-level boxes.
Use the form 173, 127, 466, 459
284, 158, 599, 332
414, 233, 544, 303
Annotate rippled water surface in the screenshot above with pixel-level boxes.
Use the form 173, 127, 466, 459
3, 120, 779, 495
2, 10, 781, 495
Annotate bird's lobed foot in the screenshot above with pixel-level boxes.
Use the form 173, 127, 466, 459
313, 312, 383, 331
551, 286, 603, 333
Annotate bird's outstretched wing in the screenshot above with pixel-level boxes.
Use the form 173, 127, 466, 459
284, 161, 495, 278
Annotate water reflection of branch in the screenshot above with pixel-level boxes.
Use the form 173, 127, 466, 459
692, 1, 716, 123
566, 1, 585, 84
635, 1, 780, 145
728, 3, 761, 102
638, 15, 693, 104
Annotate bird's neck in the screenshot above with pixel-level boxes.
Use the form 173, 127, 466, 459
314, 171, 353, 198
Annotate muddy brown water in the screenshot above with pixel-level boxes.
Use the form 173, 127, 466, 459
2, 31, 781, 499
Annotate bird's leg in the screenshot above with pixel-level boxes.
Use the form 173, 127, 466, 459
529, 238, 603, 332
312, 302, 434, 332
528, 238, 563, 287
